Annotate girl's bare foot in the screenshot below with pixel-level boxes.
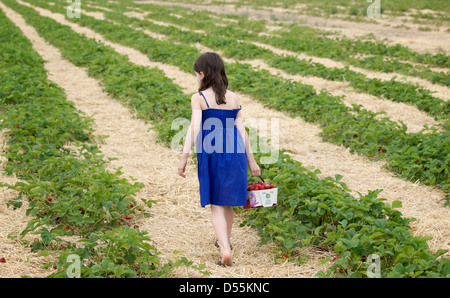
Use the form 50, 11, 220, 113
217, 241, 232, 266
220, 250, 232, 266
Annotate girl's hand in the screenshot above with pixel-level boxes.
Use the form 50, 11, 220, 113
249, 160, 261, 177
178, 157, 187, 178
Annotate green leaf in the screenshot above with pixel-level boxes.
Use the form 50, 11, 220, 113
342, 238, 360, 248
335, 174, 344, 181
39, 227, 54, 244
435, 249, 448, 259
391, 200, 402, 209
318, 203, 329, 210
339, 219, 348, 228
369, 232, 384, 239
284, 239, 295, 249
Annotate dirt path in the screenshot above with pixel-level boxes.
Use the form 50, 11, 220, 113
105, 11, 446, 131
231, 57, 440, 134
19, 1, 450, 259
119, 10, 449, 101
192, 42, 440, 133
249, 42, 449, 102
0, 138, 52, 278
134, 0, 450, 54
1, 1, 333, 277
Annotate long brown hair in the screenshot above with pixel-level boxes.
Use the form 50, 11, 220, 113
193, 52, 228, 105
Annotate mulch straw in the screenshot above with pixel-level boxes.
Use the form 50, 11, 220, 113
0, 1, 447, 279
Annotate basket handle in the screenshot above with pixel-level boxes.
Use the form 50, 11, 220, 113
248, 174, 265, 183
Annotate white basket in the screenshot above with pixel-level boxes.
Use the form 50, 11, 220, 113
243, 176, 277, 209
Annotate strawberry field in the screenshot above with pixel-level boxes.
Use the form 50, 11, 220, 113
0, 0, 449, 278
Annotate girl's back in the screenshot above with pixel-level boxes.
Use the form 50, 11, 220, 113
197, 89, 240, 111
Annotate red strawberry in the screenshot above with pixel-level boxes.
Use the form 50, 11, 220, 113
133, 225, 139, 229
48, 197, 52, 202
125, 216, 132, 220
0, 257, 5, 263
63, 225, 69, 229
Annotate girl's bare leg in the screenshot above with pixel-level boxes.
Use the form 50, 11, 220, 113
211, 205, 233, 266
224, 206, 233, 244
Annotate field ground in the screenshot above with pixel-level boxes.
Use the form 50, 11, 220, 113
0, 0, 449, 278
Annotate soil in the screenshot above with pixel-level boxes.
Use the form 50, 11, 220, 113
0, 0, 448, 278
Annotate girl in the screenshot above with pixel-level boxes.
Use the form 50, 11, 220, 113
177, 52, 261, 266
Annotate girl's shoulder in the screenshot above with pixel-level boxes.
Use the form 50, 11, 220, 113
225, 90, 240, 107
190, 92, 204, 110
191, 91, 202, 99
225, 89, 238, 98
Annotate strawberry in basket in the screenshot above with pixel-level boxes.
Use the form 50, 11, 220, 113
244, 177, 278, 209
247, 180, 276, 191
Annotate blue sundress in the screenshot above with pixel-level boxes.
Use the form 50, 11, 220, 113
196, 91, 248, 208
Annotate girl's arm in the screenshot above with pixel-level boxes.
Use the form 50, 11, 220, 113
235, 111, 252, 158
181, 94, 202, 158
235, 105, 261, 177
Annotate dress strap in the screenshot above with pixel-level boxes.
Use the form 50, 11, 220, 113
199, 92, 210, 108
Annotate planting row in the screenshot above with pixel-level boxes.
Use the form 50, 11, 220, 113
0, 4, 202, 277
101, 0, 449, 86
25, 0, 450, 196
83, 0, 449, 122
6, 0, 450, 277
91, 0, 450, 71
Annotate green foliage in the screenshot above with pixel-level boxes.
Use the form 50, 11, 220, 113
243, 153, 450, 278
0, 4, 206, 278
24, 0, 449, 193
3, 0, 448, 279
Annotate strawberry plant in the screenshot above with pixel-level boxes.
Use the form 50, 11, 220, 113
39, 0, 449, 193
0, 4, 206, 277
96, 0, 449, 91
30, 0, 449, 120
100, 0, 449, 69
48, 225, 183, 278
6, 0, 448, 278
